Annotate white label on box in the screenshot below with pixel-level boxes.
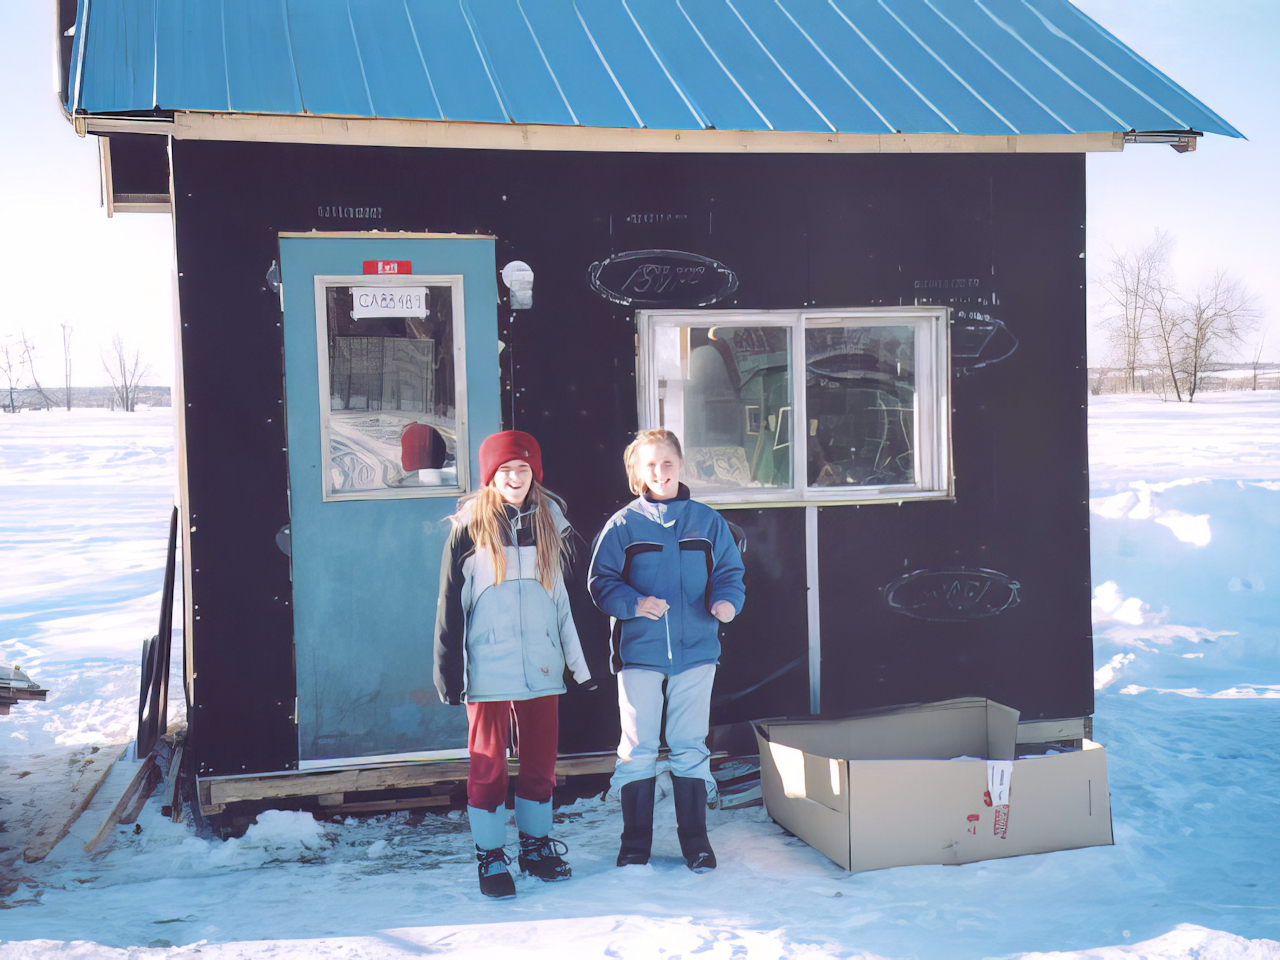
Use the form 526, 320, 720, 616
352, 286, 428, 319
986, 760, 1012, 805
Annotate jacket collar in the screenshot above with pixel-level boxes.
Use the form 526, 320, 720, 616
635, 483, 691, 525
504, 496, 571, 534
504, 500, 537, 528
454, 492, 569, 535
641, 482, 691, 504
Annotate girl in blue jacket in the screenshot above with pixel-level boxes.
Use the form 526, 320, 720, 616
588, 429, 746, 871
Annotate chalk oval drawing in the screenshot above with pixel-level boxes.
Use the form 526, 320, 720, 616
588, 249, 738, 307
883, 567, 1021, 622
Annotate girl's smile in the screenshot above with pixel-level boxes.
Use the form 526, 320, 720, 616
493, 459, 533, 505
635, 442, 682, 501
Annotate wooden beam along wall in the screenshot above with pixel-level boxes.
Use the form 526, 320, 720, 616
203, 753, 617, 808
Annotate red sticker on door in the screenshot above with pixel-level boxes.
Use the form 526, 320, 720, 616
363, 260, 412, 275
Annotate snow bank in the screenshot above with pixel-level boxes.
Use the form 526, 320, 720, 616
0, 915, 861, 959
1021, 925, 1280, 960
5, 924, 1276, 960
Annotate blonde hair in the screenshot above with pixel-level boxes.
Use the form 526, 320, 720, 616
623, 429, 684, 496
457, 480, 571, 590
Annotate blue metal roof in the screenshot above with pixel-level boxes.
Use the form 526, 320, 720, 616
66, 0, 1241, 138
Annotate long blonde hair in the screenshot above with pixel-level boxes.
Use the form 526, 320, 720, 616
623, 429, 684, 496
457, 479, 571, 590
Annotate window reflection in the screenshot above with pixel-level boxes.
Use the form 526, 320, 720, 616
805, 326, 914, 487
323, 284, 459, 496
654, 325, 793, 493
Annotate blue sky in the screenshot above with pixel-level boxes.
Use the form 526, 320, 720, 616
1, 1, 1275, 388
1077, 0, 1279, 364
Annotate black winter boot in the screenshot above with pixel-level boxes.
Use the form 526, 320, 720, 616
476, 844, 516, 898
617, 777, 657, 866
518, 832, 572, 881
672, 776, 716, 872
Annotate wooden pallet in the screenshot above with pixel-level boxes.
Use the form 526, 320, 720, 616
0, 744, 129, 867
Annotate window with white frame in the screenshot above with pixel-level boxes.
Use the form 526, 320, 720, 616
636, 308, 951, 505
315, 275, 468, 501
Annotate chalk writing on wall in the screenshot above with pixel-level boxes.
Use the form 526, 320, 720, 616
912, 279, 1018, 374
316, 205, 383, 220
588, 249, 738, 307
883, 567, 1021, 621
625, 213, 690, 224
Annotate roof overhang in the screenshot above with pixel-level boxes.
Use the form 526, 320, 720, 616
77, 111, 1131, 154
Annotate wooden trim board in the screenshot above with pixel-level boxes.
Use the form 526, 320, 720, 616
81, 112, 1129, 155
202, 753, 617, 808
84, 753, 162, 853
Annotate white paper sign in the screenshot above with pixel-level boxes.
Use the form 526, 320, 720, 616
351, 286, 428, 319
986, 760, 1013, 806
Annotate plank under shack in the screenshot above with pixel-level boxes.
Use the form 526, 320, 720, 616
201, 752, 618, 810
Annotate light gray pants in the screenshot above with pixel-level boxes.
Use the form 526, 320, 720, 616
611, 663, 716, 794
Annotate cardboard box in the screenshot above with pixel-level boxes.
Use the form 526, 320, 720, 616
753, 698, 1113, 873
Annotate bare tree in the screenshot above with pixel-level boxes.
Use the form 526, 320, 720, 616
19, 333, 57, 409
1177, 271, 1261, 401
101, 334, 151, 412
1250, 332, 1268, 391
62, 323, 73, 411
1138, 245, 1187, 401
1099, 232, 1172, 393
0, 336, 20, 413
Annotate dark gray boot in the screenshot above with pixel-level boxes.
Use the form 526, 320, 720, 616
672, 776, 716, 872
519, 832, 572, 881
475, 844, 516, 898
617, 777, 656, 866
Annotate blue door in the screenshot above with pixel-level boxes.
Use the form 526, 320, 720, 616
279, 235, 500, 767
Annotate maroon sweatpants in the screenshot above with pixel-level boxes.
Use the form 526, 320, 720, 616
466, 695, 559, 812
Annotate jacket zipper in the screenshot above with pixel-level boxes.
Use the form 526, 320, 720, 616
661, 500, 677, 667
511, 512, 524, 677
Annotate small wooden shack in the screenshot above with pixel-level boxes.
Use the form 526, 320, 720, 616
56, 0, 1237, 826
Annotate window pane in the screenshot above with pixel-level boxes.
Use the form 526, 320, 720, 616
805, 325, 915, 487
324, 284, 459, 495
656, 324, 793, 493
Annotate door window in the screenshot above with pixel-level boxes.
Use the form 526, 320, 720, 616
316, 276, 467, 500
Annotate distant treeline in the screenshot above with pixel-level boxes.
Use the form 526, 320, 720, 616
1089, 362, 1280, 397
2, 385, 172, 412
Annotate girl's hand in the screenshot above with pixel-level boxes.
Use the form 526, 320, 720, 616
635, 596, 670, 620
711, 601, 736, 623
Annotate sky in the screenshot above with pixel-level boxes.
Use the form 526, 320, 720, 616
0, 0, 1275, 390
1076, 0, 1280, 365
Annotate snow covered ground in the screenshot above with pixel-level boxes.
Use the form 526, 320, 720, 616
3, 395, 1280, 959
0, 408, 182, 754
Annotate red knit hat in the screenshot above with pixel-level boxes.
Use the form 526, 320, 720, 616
478, 431, 543, 487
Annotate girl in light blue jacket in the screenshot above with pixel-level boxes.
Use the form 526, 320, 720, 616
434, 431, 591, 899
588, 429, 745, 872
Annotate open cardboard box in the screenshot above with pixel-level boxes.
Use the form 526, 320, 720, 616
753, 697, 1113, 873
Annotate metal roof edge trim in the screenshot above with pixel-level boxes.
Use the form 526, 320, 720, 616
144, 110, 1126, 153
81, 117, 177, 135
